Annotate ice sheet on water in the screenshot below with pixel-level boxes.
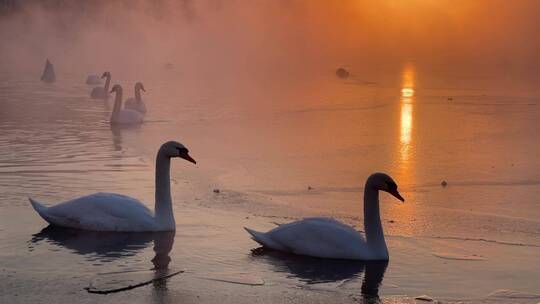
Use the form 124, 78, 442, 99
432, 252, 486, 261
198, 272, 265, 286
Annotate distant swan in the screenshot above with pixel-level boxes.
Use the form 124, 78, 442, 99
110, 84, 144, 125
124, 82, 147, 114
86, 74, 101, 85
245, 173, 404, 260
41, 58, 56, 83
90, 71, 111, 99
29, 141, 197, 232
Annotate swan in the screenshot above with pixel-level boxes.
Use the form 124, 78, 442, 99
245, 173, 404, 260
29, 141, 196, 232
86, 74, 101, 85
124, 82, 147, 114
110, 84, 144, 125
90, 71, 111, 99
41, 58, 56, 83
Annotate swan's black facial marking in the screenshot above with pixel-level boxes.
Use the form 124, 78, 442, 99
176, 147, 188, 156
175, 146, 196, 164
384, 179, 404, 202
385, 180, 398, 192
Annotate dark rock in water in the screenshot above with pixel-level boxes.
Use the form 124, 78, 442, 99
415, 295, 434, 302
336, 67, 349, 79
86, 74, 101, 85
41, 59, 56, 83
441, 180, 448, 187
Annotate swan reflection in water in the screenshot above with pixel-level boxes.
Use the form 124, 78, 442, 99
30, 226, 175, 293
252, 248, 388, 300
110, 124, 141, 152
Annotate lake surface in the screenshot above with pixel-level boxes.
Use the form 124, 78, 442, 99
1, 67, 539, 303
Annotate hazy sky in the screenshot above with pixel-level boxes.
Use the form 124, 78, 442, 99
1, 0, 538, 83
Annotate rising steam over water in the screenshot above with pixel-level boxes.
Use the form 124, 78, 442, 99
1, 1, 540, 303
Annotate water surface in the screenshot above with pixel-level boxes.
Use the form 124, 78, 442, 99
1, 68, 539, 303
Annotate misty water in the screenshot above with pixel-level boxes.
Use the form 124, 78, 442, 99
1, 67, 539, 303
1, 1, 540, 303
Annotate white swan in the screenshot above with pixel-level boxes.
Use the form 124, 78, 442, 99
41, 58, 56, 83
86, 74, 101, 85
245, 173, 404, 260
124, 82, 147, 114
90, 71, 111, 99
110, 84, 144, 125
29, 141, 196, 232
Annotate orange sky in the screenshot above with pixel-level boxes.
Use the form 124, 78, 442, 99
0, 1, 538, 81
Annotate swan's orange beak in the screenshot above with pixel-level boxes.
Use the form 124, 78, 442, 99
389, 189, 405, 202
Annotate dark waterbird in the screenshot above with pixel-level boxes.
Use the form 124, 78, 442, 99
336, 67, 350, 79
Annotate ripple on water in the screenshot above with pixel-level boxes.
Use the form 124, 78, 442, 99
0, 81, 152, 205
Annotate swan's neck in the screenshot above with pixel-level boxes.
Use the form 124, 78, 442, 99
135, 86, 142, 102
154, 151, 175, 230
111, 90, 123, 121
364, 186, 387, 251
104, 75, 111, 92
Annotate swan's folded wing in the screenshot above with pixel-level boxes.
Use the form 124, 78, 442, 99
266, 218, 366, 259
302, 217, 351, 225
46, 193, 154, 230
124, 98, 136, 108
116, 110, 143, 124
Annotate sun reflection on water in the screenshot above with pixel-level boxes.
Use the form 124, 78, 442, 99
401, 87, 414, 98
389, 65, 417, 235
400, 101, 413, 148
399, 66, 415, 163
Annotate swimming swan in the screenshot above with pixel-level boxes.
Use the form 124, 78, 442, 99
124, 82, 147, 114
110, 84, 144, 125
29, 141, 196, 232
41, 59, 56, 83
245, 173, 404, 260
90, 71, 112, 99
86, 74, 101, 85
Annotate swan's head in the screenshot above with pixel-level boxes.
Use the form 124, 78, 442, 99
101, 71, 111, 78
367, 173, 404, 202
135, 82, 146, 92
110, 84, 122, 94
160, 141, 196, 164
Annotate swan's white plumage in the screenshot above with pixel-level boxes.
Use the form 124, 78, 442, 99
109, 84, 144, 125
90, 87, 109, 99
90, 71, 111, 99
246, 217, 372, 260
29, 193, 156, 231
124, 82, 147, 114
245, 173, 403, 260
124, 97, 147, 114
41, 59, 56, 83
29, 141, 196, 232
112, 108, 144, 125
86, 75, 101, 85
